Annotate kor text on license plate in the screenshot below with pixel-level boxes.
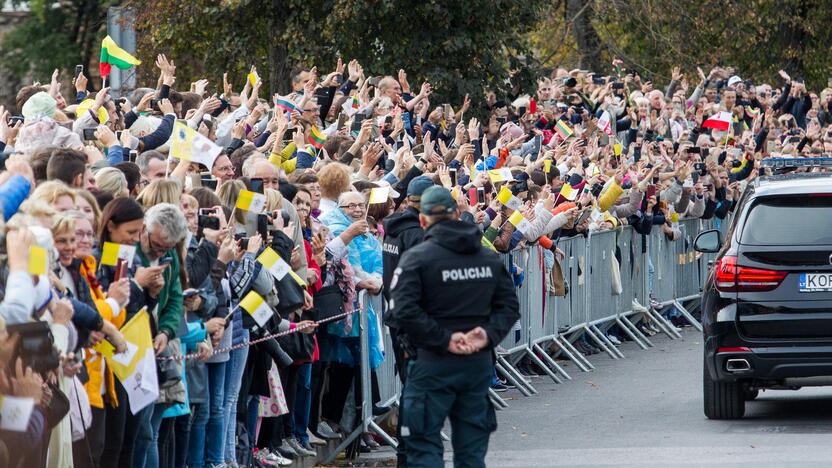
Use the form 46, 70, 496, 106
799, 273, 832, 292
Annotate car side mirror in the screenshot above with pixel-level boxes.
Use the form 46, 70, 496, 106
694, 229, 722, 253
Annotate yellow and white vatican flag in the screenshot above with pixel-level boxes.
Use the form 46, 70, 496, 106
94, 308, 158, 414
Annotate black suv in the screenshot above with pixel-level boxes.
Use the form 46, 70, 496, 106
694, 172, 832, 419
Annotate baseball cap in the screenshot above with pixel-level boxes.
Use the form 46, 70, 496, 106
727, 75, 742, 87
420, 186, 457, 215
407, 175, 434, 197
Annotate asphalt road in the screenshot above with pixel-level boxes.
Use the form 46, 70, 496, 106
479, 328, 832, 468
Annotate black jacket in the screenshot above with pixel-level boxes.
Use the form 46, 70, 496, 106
384, 220, 519, 354
381, 207, 424, 301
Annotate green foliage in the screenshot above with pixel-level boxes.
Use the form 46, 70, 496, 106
533, 0, 832, 90
0, 8, 79, 78
131, 0, 543, 111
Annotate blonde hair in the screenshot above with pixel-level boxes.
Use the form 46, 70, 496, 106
95, 167, 129, 198
137, 179, 182, 208
73, 189, 101, 231
17, 199, 57, 226
265, 188, 282, 212
29, 180, 76, 207
217, 179, 246, 224
51, 211, 77, 236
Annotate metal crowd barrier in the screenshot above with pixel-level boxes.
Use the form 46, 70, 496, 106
492, 216, 723, 405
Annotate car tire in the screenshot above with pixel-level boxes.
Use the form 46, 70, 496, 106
703, 354, 745, 419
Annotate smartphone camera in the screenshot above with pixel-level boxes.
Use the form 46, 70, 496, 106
82, 128, 97, 141
234, 233, 249, 251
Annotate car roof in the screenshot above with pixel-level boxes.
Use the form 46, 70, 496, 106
752, 172, 832, 197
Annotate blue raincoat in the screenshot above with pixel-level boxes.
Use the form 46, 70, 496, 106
319, 207, 384, 369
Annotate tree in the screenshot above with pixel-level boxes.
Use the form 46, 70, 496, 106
0, 1, 109, 97
129, 0, 543, 111
531, 0, 832, 90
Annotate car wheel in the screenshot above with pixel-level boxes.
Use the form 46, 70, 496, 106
703, 353, 745, 419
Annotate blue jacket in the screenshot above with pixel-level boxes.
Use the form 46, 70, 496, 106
0, 175, 31, 221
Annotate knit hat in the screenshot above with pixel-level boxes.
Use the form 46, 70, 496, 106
22, 92, 57, 121
727, 76, 742, 87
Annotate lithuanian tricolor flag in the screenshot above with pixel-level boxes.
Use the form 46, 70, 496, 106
309, 127, 326, 149
100, 35, 140, 78
555, 120, 573, 141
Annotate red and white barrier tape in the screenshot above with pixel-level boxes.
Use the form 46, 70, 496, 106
156, 309, 354, 361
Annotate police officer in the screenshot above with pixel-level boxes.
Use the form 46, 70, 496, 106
385, 186, 519, 468
382, 175, 434, 467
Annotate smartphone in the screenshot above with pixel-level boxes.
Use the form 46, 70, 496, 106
201, 177, 218, 190
766, 139, 776, 153
183, 288, 204, 298
477, 187, 485, 205
234, 233, 249, 251
159, 257, 173, 266
114, 259, 127, 282
83, 128, 97, 141
75, 64, 84, 79
468, 187, 478, 205
115, 130, 122, 141
350, 113, 367, 136
575, 208, 592, 226
449, 168, 457, 187
443, 103, 452, 120
612, 82, 624, 90
249, 178, 264, 194
694, 162, 706, 175
337, 113, 347, 130
646, 185, 657, 199
128, 150, 138, 162
150, 99, 160, 110
256, 213, 269, 240
685, 147, 701, 154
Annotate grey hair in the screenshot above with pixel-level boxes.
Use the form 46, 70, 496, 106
337, 191, 365, 206
241, 153, 267, 178
144, 203, 188, 244
135, 150, 166, 175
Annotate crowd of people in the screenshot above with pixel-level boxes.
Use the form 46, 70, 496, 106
0, 45, 818, 468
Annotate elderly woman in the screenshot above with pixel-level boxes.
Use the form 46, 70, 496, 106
318, 191, 384, 438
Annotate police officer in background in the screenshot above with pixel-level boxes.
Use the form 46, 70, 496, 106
381, 175, 433, 467
385, 186, 519, 468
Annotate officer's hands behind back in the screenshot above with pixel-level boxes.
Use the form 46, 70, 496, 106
447, 327, 490, 355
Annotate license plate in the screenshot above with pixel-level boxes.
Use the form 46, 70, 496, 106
799, 273, 832, 292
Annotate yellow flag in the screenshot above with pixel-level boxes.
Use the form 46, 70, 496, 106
236, 189, 267, 213
100, 241, 136, 267
28, 246, 47, 276
170, 122, 222, 169
613, 143, 622, 156
368, 186, 389, 204
544, 160, 552, 173
96, 309, 154, 380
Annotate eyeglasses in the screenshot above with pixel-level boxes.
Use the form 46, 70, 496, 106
75, 230, 94, 239
339, 203, 365, 210
146, 230, 175, 255
215, 164, 234, 173
302, 106, 320, 113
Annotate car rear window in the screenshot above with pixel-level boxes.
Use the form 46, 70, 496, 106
741, 196, 832, 245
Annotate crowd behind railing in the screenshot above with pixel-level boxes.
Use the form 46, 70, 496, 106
0, 39, 824, 468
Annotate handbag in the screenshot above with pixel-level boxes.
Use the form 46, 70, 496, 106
307, 284, 345, 322
277, 331, 315, 361
550, 259, 568, 297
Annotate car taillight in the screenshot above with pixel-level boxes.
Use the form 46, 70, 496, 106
715, 255, 787, 292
